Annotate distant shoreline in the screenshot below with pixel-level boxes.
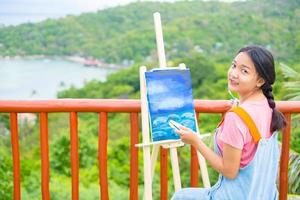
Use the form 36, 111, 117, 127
0, 55, 129, 70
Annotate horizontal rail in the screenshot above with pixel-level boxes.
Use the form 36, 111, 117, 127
0, 99, 140, 113
0, 99, 299, 113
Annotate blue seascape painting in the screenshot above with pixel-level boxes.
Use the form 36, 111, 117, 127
145, 68, 197, 142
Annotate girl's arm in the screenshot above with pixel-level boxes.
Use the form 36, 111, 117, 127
176, 126, 241, 179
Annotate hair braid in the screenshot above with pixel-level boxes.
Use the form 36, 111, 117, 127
261, 83, 275, 109
261, 83, 286, 132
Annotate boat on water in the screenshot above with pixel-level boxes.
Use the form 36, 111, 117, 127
83, 58, 99, 67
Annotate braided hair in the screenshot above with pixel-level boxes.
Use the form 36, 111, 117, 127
238, 45, 286, 132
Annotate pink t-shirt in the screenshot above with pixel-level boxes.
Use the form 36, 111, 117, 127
216, 98, 273, 168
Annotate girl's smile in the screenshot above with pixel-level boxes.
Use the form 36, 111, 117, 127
229, 79, 239, 87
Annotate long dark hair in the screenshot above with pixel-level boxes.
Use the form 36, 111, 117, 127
238, 45, 287, 132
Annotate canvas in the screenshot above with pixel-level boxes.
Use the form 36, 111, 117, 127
145, 68, 197, 142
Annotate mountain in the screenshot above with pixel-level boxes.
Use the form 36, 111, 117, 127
0, 0, 299, 64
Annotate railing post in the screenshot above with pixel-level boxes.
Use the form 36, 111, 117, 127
10, 112, 21, 200
70, 112, 79, 200
99, 112, 109, 200
160, 147, 168, 200
40, 112, 50, 200
279, 113, 291, 200
130, 113, 139, 200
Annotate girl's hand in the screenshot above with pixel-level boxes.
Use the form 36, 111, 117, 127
175, 125, 200, 147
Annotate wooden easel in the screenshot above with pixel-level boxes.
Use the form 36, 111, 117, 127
136, 12, 210, 200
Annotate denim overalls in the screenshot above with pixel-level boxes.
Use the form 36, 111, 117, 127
171, 107, 280, 200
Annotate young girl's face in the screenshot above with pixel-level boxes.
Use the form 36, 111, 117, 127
227, 52, 264, 96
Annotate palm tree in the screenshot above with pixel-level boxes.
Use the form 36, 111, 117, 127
280, 63, 300, 100
289, 150, 300, 194
280, 63, 300, 196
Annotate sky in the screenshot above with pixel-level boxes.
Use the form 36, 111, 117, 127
0, 0, 240, 26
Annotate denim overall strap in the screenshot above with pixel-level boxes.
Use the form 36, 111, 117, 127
171, 107, 279, 200
210, 133, 279, 200
210, 108, 279, 200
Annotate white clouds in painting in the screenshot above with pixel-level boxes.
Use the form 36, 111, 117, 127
146, 80, 168, 95
146, 78, 181, 95
152, 97, 186, 112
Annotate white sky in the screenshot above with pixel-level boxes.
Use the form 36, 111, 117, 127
0, 0, 241, 26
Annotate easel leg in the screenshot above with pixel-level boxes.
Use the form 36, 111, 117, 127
143, 145, 159, 200
196, 151, 211, 188
170, 147, 182, 192
143, 146, 153, 200
151, 145, 160, 180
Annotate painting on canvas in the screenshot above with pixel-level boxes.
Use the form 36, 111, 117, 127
145, 68, 197, 142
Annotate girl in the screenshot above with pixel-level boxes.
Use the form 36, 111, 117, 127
171, 45, 286, 200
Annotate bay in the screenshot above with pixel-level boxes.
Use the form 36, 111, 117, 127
0, 58, 117, 100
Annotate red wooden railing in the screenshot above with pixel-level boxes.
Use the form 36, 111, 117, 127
0, 99, 300, 200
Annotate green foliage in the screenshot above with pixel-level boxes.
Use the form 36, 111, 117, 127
279, 63, 300, 153
291, 128, 300, 155
0, 113, 9, 129
0, 0, 299, 64
21, 171, 41, 199
49, 175, 100, 200
104, 84, 134, 99
289, 150, 300, 194
50, 133, 72, 176
279, 63, 300, 194
280, 63, 300, 100
175, 54, 217, 88
50, 129, 98, 176
107, 136, 131, 187
49, 175, 72, 199
57, 80, 105, 98
0, 150, 13, 200
106, 65, 140, 92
